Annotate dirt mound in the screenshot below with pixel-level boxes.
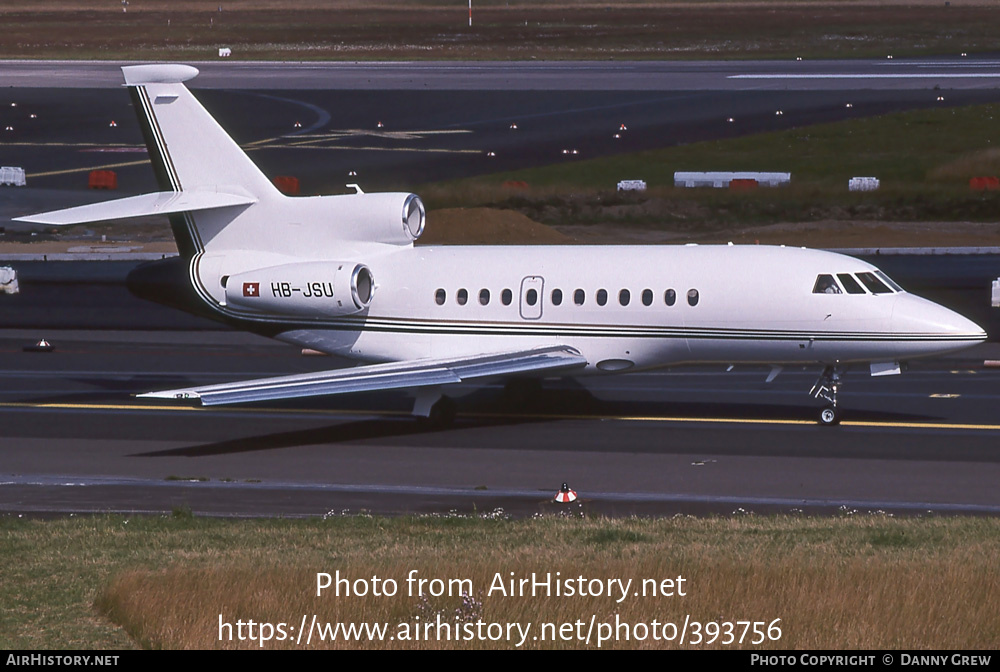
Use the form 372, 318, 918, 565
692, 220, 1000, 248
555, 220, 1000, 248
418, 208, 571, 246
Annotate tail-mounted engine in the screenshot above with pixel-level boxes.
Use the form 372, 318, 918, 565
225, 261, 374, 318
319, 192, 425, 246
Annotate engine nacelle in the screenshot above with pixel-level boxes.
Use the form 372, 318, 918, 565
320, 192, 425, 246
225, 261, 374, 317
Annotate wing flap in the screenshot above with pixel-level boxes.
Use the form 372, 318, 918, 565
138, 345, 587, 406
13, 190, 256, 226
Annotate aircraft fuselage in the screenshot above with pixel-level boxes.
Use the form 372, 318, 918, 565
165, 242, 985, 375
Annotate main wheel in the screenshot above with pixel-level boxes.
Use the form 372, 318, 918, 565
425, 395, 456, 428
502, 378, 543, 410
818, 406, 841, 426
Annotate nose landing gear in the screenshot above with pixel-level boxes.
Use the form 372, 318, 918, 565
810, 365, 844, 426
818, 405, 840, 426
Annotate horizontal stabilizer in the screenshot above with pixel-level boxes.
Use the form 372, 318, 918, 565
139, 345, 587, 406
14, 190, 256, 226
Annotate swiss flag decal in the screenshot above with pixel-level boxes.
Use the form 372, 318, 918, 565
243, 282, 260, 297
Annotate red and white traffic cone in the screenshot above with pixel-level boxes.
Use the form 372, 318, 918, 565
554, 482, 577, 503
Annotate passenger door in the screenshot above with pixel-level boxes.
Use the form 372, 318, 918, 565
519, 276, 544, 320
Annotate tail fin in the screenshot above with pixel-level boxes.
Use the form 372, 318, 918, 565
16, 64, 280, 261
125, 64, 279, 259
124, 64, 277, 198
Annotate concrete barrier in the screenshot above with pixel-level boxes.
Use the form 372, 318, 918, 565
849, 177, 880, 191
729, 178, 758, 191
0, 166, 26, 187
970, 176, 999, 190
88, 170, 118, 190
273, 175, 300, 195
674, 172, 790, 188
617, 179, 647, 191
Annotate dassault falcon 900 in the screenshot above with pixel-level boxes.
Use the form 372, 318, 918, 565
17, 64, 987, 425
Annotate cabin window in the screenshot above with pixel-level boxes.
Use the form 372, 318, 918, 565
665, 289, 676, 306
856, 272, 892, 294
596, 289, 608, 306
574, 289, 585, 305
457, 288, 468, 305
837, 273, 866, 295
642, 289, 653, 306
526, 288, 538, 306
551, 288, 563, 306
435, 288, 446, 305
876, 270, 904, 292
501, 288, 513, 305
812, 274, 842, 294
687, 289, 699, 306
221, 275, 229, 288
619, 289, 631, 306
479, 289, 490, 305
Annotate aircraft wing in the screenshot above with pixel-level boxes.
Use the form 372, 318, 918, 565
137, 345, 587, 405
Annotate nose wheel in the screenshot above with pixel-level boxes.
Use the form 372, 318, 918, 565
819, 405, 841, 426
810, 365, 844, 426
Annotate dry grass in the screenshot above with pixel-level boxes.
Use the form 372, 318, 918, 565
98, 555, 999, 649
0, 1, 997, 60
418, 207, 571, 245
927, 149, 1000, 184
42, 515, 996, 650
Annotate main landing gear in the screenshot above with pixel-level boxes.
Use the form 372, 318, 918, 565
413, 388, 456, 428
810, 365, 844, 426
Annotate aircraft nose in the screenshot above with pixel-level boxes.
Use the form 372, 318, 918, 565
892, 294, 987, 358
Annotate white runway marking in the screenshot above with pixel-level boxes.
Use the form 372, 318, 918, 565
731, 73, 1000, 80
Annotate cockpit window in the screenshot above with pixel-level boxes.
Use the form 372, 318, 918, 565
812, 274, 842, 294
837, 273, 866, 295
875, 270, 904, 292
856, 272, 892, 294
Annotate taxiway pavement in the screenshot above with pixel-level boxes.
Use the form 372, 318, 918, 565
3, 59, 1000, 518
2, 329, 999, 518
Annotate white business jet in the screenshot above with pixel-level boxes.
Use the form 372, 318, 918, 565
16, 64, 987, 425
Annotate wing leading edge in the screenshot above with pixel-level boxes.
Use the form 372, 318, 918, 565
138, 345, 587, 406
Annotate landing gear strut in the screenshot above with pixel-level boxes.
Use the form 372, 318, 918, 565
810, 365, 844, 426
503, 378, 543, 410
413, 388, 456, 428
425, 395, 456, 427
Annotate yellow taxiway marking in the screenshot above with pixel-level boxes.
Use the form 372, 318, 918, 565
4, 401, 1000, 431
0, 401, 409, 417
0, 142, 143, 148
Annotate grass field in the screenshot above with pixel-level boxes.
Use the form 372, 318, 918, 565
2, 512, 999, 649
1, 1, 998, 61
415, 102, 1000, 240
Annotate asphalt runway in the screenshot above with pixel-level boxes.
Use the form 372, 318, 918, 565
2, 329, 1000, 519
3, 59, 1000, 519
5, 59, 1000, 90
4, 58, 1000, 196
